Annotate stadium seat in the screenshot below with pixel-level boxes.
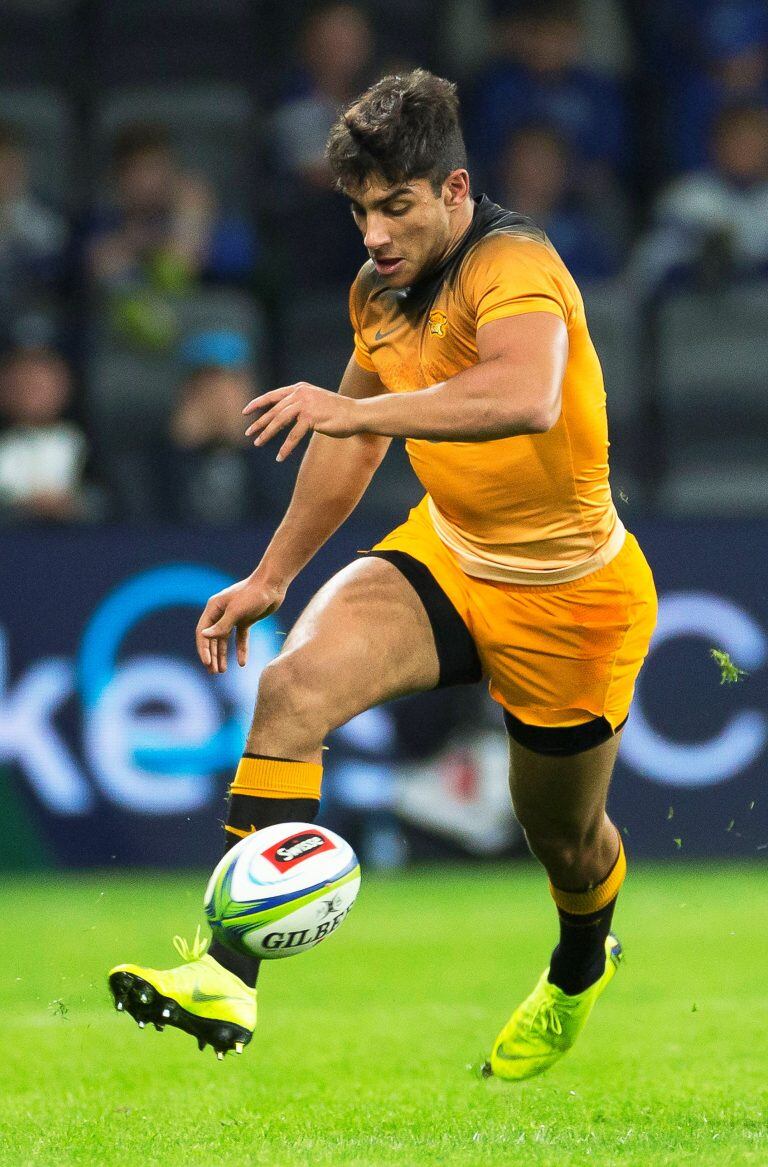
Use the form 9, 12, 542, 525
658, 286, 768, 409
94, 86, 258, 210
86, 347, 178, 444
277, 289, 423, 526
582, 281, 643, 431
277, 290, 353, 390
0, 89, 77, 208
87, 289, 264, 437
658, 459, 768, 517
582, 280, 648, 510
655, 285, 768, 515
178, 289, 266, 372
86, 289, 265, 518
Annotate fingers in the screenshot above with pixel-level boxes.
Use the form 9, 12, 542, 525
276, 417, 311, 463
196, 600, 223, 668
244, 397, 296, 439
209, 632, 220, 674
236, 624, 249, 668
243, 385, 296, 416
197, 603, 234, 675
252, 402, 302, 449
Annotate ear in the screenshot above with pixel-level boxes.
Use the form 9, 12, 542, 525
443, 169, 470, 207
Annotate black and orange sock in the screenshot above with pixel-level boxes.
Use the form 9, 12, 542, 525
547, 833, 626, 996
208, 754, 322, 988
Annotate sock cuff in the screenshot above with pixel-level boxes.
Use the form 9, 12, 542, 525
549, 833, 626, 915
230, 754, 323, 800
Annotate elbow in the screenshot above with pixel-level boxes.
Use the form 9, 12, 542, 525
525, 398, 561, 434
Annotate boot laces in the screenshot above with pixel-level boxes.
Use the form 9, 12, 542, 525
172, 924, 209, 962
532, 998, 565, 1036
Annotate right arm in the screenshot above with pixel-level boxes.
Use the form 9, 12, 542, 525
195, 356, 391, 673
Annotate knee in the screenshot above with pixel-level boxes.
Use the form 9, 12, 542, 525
522, 817, 606, 877
254, 653, 333, 739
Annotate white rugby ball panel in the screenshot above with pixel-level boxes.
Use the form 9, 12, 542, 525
204, 822, 361, 960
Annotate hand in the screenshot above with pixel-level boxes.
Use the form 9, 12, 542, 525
195, 575, 286, 674
243, 382, 361, 462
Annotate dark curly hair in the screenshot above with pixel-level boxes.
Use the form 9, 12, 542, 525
327, 69, 468, 193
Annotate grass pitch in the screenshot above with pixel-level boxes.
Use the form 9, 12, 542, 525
2, 863, 766, 1167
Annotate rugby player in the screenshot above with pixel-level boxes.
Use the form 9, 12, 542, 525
109, 69, 657, 1079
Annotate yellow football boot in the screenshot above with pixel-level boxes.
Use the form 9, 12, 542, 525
108, 927, 256, 1060
483, 934, 622, 1081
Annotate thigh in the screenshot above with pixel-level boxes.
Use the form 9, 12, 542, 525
508, 729, 624, 837
480, 534, 657, 731
271, 554, 441, 725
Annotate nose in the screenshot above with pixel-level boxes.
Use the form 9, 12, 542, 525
363, 213, 392, 253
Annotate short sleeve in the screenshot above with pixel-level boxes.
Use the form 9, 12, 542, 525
461, 234, 574, 332
348, 270, 377, 372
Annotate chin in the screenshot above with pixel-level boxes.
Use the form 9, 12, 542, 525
385, 271, 412, 288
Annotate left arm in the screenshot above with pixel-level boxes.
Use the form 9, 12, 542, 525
245, 312, 567, 460
356, 311, 566, 441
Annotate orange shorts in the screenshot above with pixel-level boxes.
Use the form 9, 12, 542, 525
371, 498, 658, 730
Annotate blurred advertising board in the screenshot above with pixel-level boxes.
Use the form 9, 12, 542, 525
0, 519, 765, 868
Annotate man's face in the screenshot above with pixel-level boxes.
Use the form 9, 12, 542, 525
0, 144, 25, 203
503, 129, 567, 207
715, 112, 768, 183
347, 175, 461, 288
1, 353, 70, 426
118, 148, 176, 213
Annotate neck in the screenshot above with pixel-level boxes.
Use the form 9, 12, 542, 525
435, 197, 476, 267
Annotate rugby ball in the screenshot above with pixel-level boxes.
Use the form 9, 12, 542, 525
204, 823, 361, 960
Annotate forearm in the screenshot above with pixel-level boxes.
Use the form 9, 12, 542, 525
257, 430, 388, 588
354, 356, 556, 441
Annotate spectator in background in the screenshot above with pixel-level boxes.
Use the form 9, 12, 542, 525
672, 1, 768, 172
468, 0, 628, 193
85, 124, 256, 349
628, 103, 768, 297
271, 3, 375, 285
0, 122, 67, 349
168, 330, 290, 525
497, 124, 625, 281
0, 348, 91, 523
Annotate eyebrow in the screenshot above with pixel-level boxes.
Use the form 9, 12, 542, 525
350, 185, 414, 212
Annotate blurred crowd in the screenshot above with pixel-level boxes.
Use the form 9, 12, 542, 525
0, 0, 767, 526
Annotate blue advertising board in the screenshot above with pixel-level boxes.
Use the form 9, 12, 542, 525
0, 519, 765, 867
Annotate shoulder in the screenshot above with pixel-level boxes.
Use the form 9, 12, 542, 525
351, 258, 378, 295
457, 229, 579, 328
459, 229, 572, 290
464, 228, 552, 265
349, 259, 380, 325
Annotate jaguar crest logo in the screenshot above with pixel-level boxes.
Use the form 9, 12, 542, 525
428, 310, 448, 337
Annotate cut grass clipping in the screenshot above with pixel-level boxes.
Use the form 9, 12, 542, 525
710, 648, 748, 685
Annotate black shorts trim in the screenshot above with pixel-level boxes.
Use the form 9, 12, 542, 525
366, 550, 483, 688
503, 710, 628, 756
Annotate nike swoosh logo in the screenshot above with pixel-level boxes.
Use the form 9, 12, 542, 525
191, 986, 230, 1003
374, 325, 402, 341
494, 1043, 521, 1061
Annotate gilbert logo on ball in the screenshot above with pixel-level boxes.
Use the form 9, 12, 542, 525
204, 823, 361, 960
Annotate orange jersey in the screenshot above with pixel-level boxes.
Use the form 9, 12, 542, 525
349, 218, 623, 585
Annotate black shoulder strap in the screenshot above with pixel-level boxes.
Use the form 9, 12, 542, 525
397, 195, 545, 320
